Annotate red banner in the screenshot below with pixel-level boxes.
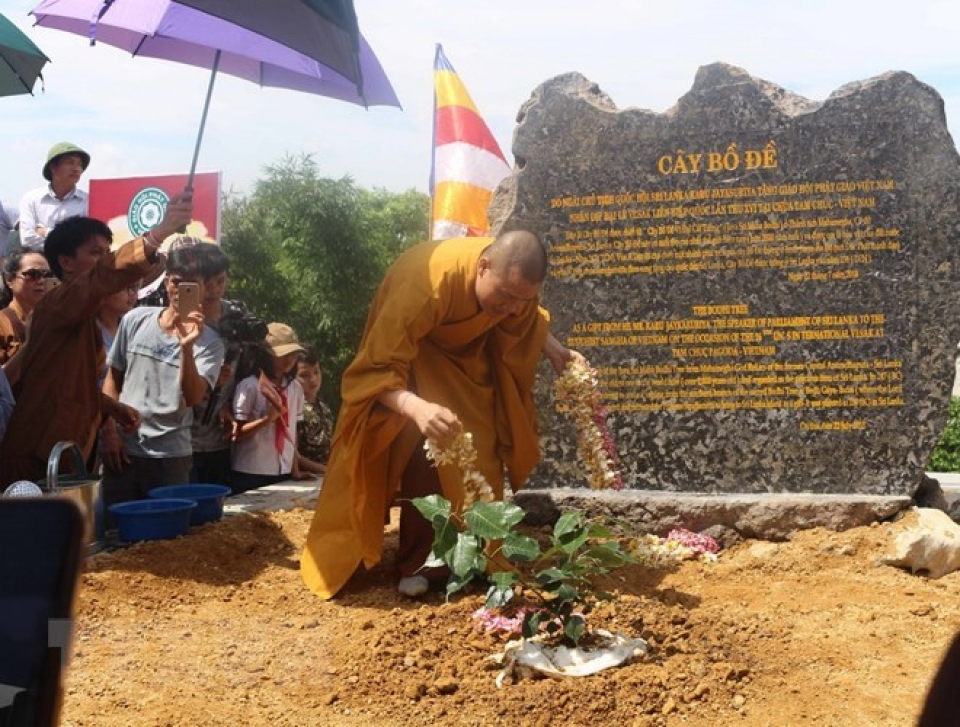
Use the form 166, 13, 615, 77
88, 172, 221, 246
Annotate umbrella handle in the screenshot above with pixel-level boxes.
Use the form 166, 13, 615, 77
175, 183, 193, 235
187, 48, 221, 186
179, 49, 220, 233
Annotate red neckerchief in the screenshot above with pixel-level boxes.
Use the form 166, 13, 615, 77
272, 383, 289, 455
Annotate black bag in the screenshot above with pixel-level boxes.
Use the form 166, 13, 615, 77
0, 498, 84, 727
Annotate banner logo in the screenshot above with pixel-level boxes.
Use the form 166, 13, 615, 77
127, 187, 169, 236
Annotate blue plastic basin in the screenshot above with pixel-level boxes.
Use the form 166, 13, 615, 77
108, 498, 197, 542
147, 484, 232, 525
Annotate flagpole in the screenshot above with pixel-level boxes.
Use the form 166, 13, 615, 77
428, 43, 442, 240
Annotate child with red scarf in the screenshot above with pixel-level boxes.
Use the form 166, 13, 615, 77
231, 322, 311, 493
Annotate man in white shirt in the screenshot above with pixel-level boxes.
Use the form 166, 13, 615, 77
18, 142, 90, 251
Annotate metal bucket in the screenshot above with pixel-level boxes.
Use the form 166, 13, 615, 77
40, 441, 105, 555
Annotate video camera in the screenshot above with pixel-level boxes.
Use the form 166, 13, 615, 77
218, 302, 268, 363
198, 301, 268, 426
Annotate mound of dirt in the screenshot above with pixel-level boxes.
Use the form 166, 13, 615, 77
60, 507, 959, 726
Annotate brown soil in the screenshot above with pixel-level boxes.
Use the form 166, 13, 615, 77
60, 507, 959, 727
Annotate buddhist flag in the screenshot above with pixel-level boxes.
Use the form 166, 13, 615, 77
431, 44, 512, 240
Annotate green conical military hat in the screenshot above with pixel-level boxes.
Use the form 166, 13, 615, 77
43, 142, 90, 181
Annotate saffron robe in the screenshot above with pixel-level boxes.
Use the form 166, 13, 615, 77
301, 238, 549, 599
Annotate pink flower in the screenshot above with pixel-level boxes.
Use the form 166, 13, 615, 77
471, 606, 582, 637
665, 528, 720, 555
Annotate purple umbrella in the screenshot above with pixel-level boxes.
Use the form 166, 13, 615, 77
30, 0, 400, 187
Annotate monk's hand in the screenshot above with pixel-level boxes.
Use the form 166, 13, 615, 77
411, 400, 463, 448
568, 349, 588, 369
543, 331, 585, 374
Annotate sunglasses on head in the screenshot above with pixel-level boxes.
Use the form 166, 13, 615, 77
19, 269, 53, 281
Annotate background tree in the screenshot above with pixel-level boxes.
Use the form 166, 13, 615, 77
222, 154, 429, 409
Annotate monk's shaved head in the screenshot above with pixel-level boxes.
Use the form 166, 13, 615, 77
483, 230, 548, 283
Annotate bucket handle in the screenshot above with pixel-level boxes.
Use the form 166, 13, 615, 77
46, 441, 90, 493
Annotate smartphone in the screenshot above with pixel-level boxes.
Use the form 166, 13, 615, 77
176, 282, 201, 318
43, 278, 61, 293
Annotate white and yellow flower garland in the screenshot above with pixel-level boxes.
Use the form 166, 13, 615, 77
424, 431, 494, 508
425, 360, 623, 498
554, 360, 624, 490
631, 529, 719, 566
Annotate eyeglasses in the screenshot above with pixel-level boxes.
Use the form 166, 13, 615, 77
18, 269, 53, 281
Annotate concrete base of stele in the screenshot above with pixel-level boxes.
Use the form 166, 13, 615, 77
508, 488, 914, 547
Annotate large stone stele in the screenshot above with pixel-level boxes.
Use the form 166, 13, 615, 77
490, 63, 960, 496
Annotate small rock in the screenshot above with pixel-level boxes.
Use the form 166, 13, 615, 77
662, 697, 678, 715
732, 694, 746, 709
434, 677, 459, 695
913, 475, 949, 511
747, 542, 779, 559
404, 683, 427, 701
882, 509, 960, 579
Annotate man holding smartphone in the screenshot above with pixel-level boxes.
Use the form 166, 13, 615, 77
0, 194, 193, 487
101, 245, 224, 504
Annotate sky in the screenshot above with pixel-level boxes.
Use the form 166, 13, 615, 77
2, 0, 960, 211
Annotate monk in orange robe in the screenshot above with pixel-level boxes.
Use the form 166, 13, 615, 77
301, 231, 580, 599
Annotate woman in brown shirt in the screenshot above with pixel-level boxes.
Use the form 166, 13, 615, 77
0, 247, 52, 364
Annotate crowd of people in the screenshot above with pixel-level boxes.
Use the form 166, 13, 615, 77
2, 141, 586, 601
0, 142, 333, 508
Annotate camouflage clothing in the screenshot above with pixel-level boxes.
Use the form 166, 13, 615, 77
298, 395, 333, 465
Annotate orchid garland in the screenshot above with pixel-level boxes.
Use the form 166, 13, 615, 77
555, 360, 624, 490
631, 527, 720, 566
424, 431, 495, 508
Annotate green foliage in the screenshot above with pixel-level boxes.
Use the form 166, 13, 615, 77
931, 397, 960, 472
221, 154, 429, 410
412, 494, 636, 646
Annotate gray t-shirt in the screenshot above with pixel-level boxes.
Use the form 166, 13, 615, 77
107, 306, 225, 458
